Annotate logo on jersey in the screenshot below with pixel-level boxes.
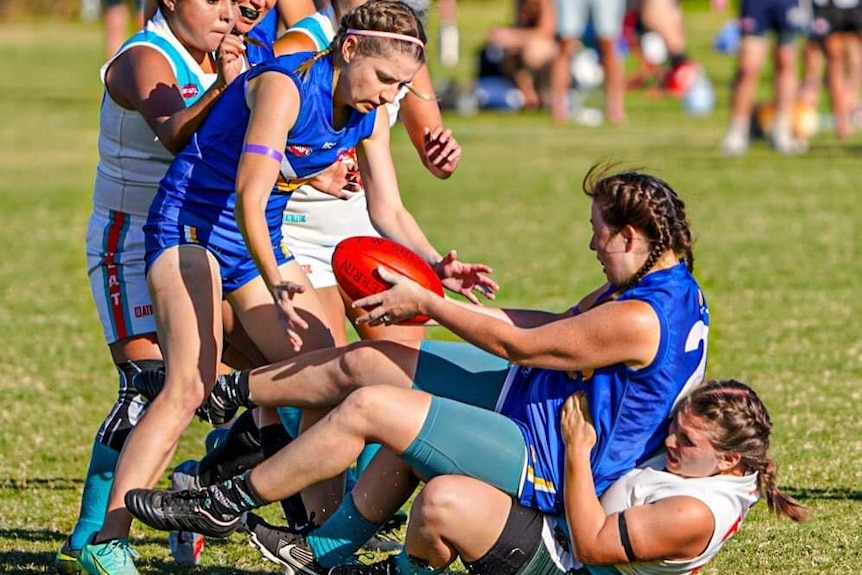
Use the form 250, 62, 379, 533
134, 304, 153, 318
180, 84, 199, 99
287, 144, 312, 157
322, 142, 337, 150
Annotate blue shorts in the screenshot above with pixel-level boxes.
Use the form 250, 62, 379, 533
740, 0, 806, 43
144, 220, 293, 295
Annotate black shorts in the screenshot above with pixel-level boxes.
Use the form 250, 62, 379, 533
463, 501, 578, 575
810, 1, 862, 41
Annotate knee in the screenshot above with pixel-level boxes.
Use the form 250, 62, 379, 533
413, 477, 466, 528
338, 341, 397, 385
331, 385, 391, 431
157, 373, 210, 418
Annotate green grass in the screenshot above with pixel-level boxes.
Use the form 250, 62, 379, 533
1, 5, 861, 574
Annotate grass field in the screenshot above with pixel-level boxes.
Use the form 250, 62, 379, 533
1, 3, 860, 574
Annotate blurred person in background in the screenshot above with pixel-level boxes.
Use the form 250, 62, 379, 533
799, 0, 862, 139
480, 0, 558, 110
551, 0, 627, 124
719, 0, 809, 155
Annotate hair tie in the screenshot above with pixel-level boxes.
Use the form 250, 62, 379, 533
345, 28, 424, 49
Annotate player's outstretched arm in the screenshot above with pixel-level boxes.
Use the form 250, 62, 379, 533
399, 65, 461, 179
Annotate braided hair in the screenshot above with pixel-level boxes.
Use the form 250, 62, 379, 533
583, 163, 694, 293
680, 379, 810, 523
296, 0, 426, 84
334, 0, 426, 62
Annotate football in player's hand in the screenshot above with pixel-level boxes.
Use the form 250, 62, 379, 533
332, 236, 444, 324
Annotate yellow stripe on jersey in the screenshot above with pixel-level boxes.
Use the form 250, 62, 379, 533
183, 225, 199, 243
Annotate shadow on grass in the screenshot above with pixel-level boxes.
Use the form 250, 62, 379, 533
0, 477, 83, 490
0, 528, 200, 547
0, 534, 277, 575
784, 486, 862, 501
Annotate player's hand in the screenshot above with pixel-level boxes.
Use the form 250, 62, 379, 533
560, 392, 597, 454
270, 281, 308, 351
309, 158, 362, 199
215, 33, 247, 88
423, 127, 461, 179
353, 266, 430, 326
435, 250, 498, 304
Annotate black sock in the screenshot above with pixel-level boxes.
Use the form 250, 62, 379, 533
670, 53, 689, 68
223, 369, 253, 407
199, 409, 265, 486
259, 423, 309, 528
207, 470, 267, 517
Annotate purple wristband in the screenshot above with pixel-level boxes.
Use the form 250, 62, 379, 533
243, 143, 284, 163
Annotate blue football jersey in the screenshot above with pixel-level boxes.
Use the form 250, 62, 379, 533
149, 52, 378, 239
497, 263, 709, 515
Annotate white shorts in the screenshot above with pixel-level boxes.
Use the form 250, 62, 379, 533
86, 206, 156, 344
282, 186, 380, 289
556, 0, 626, 39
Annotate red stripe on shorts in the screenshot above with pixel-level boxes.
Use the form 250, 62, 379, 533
104, 210, 129, 340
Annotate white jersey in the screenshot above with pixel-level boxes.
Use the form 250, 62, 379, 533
281, 7, 407, 288
86, 11, 217, 344
599, 454, 760, 575
92, 11, 217, 216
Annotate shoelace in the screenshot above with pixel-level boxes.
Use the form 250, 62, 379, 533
95, 540, 140, 564
165, 489, 208, 514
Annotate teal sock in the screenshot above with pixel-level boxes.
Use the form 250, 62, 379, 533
395, 551, 445, 575
68, 442, 119, 550
307, 493, 381, 568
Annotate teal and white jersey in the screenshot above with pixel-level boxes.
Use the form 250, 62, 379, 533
93, 10, 217, 216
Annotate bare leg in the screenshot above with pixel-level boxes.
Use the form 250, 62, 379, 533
640, 0, 686, 56
798, 39, 824, 108
96, 246, 223, 541
351, 448, 420, 525
406, 476, 513, 567
723, 35, 768, 154
599, 37, 626, 123
773, 41, 803, 152
825, 33, 852, 138
249, 386, 432, 503
246, 339, 423, 409
103, 3, 130, 58
551, 37, 579, 123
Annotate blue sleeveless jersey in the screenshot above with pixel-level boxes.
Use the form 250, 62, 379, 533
498, 263, 709, 515
246, 10, 277, 65
145, 52, 377, 269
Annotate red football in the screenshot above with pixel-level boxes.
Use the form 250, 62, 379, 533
332, 236, 444, 324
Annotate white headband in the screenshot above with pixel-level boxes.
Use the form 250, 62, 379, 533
345, 28, 425, 49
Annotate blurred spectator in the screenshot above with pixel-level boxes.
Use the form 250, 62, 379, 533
799, 0, 862, 138
477, 0, 557, 110
551, 0, 627, 124
630, 0, 702, 96
720, 0, 809, 155
102, 0, 144, 58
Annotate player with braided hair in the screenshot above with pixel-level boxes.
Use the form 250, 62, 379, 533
123, 163, 710, 574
